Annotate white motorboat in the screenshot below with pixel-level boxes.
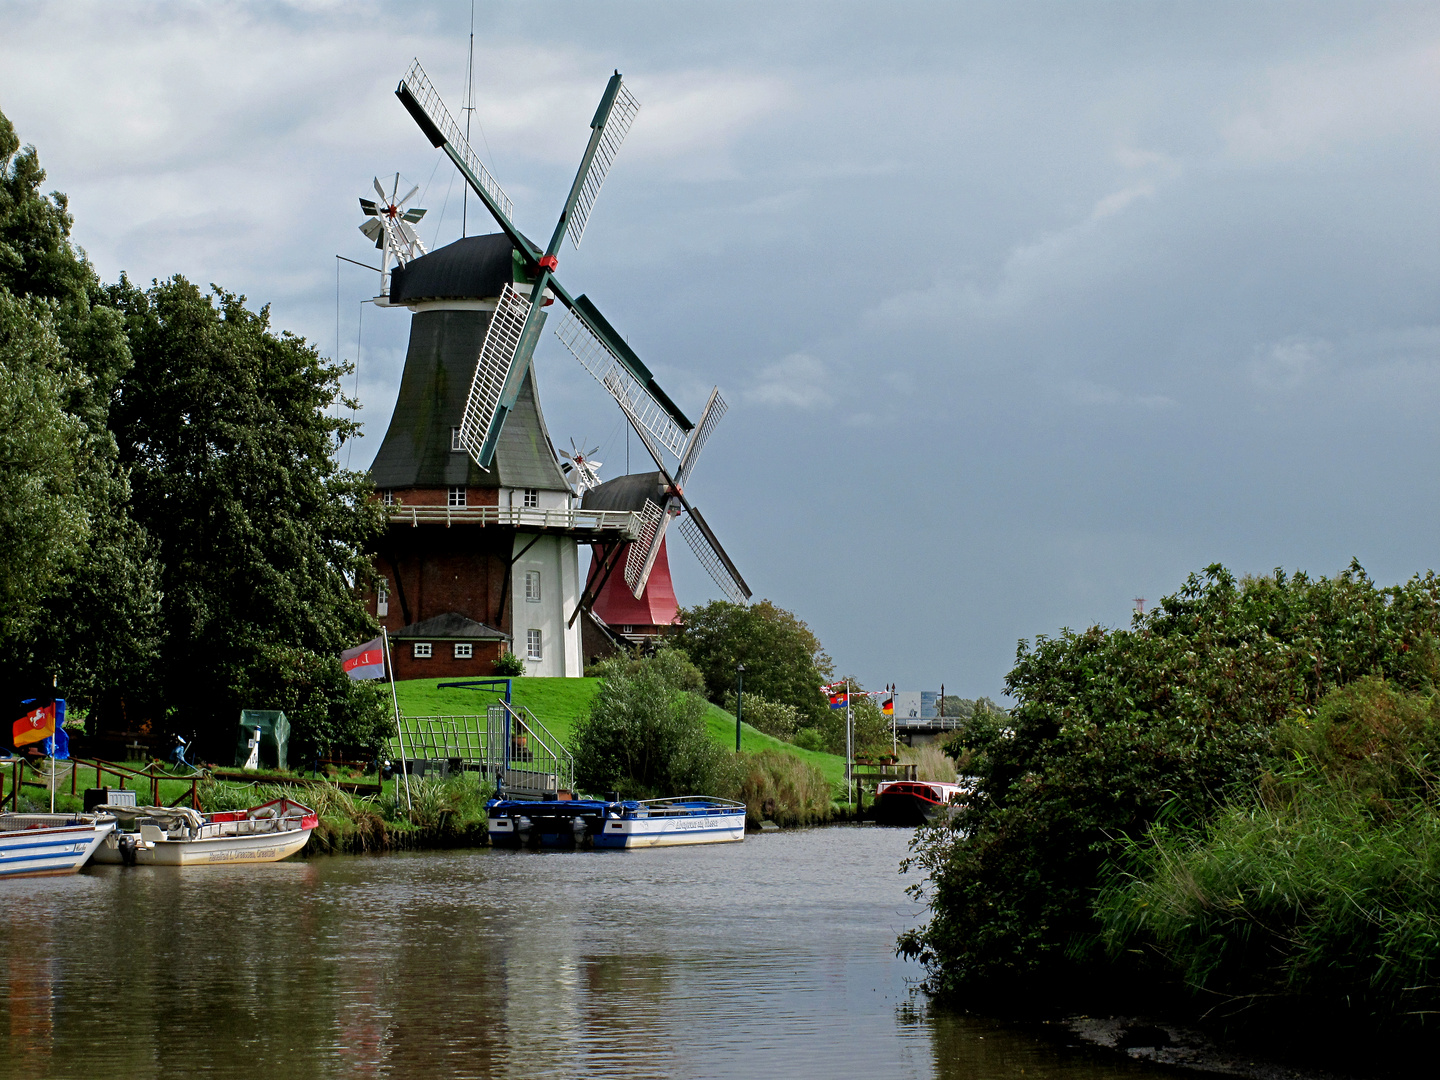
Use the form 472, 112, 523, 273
0, 813, 116, 878
488, 795, 747, 849
92, 797, 317, 866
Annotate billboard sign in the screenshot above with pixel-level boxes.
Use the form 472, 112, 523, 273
892, 691, 940, 724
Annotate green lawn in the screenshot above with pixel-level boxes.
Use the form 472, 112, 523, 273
389, 676, 846, 786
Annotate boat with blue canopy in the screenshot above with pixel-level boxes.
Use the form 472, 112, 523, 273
488, 795, 745, 849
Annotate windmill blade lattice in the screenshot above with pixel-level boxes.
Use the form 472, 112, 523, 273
457, 283, 530, 467
554, 306, 688, 460
397, 60, 515, 224
559, 439, 603, 495
567, 81, 640, 248
678, 510, 750, 604
677, 388, 726, 487
624, 498, 672, 598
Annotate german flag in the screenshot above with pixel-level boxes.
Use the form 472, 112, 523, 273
882, 697, 894, 716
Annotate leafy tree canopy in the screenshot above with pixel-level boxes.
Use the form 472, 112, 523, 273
675, 600, 834, 724
0, 109, 159, 705
0, 108, 386, 757
106, 274, 388, 758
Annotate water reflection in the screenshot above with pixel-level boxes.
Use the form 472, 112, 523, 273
0, 827, 1168, 1079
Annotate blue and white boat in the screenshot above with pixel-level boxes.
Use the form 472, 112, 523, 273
0, 813, 116, 878
488, 796, 746, 849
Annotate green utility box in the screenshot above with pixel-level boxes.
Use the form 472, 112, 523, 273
236, 710, 290, 770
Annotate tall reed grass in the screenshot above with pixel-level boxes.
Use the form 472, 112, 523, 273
899, 743, 958, 783
736, 749, 832, 828
1096, 677, 1440, 1026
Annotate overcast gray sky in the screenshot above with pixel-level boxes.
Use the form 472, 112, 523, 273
4, 2, 1439, 699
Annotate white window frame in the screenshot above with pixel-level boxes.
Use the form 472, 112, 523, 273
413, 642, 432, 659
522, 488, 539, 508
526, 629, 542, 661
376, 578, 389, 617
453, 643, 473, 659
448, 486, 466, 507
382, 489, 394, 506
451, 426, 463, 452
524, 570, 541, 603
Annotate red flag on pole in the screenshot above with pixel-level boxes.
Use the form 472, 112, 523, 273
342, 637, 386, 681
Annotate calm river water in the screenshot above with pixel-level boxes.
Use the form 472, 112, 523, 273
0, 825, 1179, 1079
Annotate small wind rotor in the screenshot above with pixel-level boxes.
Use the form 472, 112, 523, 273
559, 438, 603, 496
358, 173, 427, 296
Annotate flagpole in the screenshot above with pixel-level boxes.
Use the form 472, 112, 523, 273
845, 677, 853, 807
382, 629, 412, 812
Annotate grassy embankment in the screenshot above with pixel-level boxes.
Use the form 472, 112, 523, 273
7, 678, 849, 852
391, 676, 847, 789
394, 676, 847, 827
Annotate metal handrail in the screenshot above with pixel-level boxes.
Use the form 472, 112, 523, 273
388, 504, 641, 537
491, 700, 574, 795
392, 715, 490, 766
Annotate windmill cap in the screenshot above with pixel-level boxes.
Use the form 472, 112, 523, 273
390, 233, 530, 304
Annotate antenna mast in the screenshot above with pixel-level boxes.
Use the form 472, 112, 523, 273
462, 0, 476, 237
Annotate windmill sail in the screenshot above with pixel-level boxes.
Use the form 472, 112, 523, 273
396, 60, 516, 227
566, 79, 640, 248
677, 388, 726, 487
678, 508, 751, 604
457, 283, 530, 467
554, 306, 688, 460
624, 498, 670, 597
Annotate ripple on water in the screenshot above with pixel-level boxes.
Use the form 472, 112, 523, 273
0, 826, 1175, 1080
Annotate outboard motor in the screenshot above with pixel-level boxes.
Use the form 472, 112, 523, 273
117, 833, 138, 867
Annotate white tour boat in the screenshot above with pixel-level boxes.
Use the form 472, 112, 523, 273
489, 795, 747, 849
0, 813, 116, 878
92, 797, 317, 866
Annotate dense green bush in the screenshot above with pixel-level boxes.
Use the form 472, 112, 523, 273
724, 691, 799, 740
901, 562, 1440, 1001
572, 650, 736, 800
1096, 678, 1440, 1023
495, 651, 525, 676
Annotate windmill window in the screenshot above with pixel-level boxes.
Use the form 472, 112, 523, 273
448, 487, 466, 507
620, 625, 634, 635
453, 643, 473, 660
523, 488, 539, 508
377, 578, 389, 617
524, 571, 541, 603
526, 629, 542, 661
413, 642, 432, 659
451, 427, 462, 452
382, 489, 394, 506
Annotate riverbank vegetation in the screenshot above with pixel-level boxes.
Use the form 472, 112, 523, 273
901, 561, 1440, 1040
572, 648, 846, 825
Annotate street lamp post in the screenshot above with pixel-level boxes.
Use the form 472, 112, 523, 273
735, 663, 745, 753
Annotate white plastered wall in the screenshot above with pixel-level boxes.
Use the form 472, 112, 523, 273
511, 532, 582, 677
